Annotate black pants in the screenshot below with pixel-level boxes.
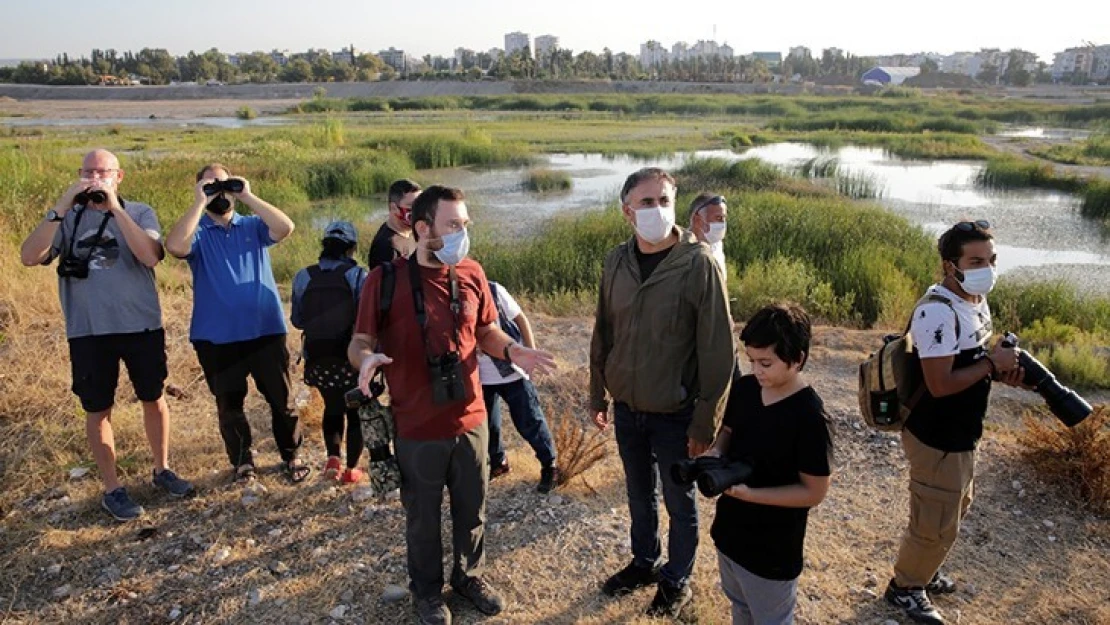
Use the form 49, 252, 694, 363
320, 385, 364, 468
193, 334, 302, 467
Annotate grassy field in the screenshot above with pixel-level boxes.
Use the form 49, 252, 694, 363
1030, 134, 1110, 167
2, 106, 1110, 624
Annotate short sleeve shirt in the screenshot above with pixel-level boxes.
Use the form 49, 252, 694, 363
354, 258, 498, 440
186, 212, 286, 344
711, 375, 833, 581
477, 283, 526, 385
47, 202, 163, 339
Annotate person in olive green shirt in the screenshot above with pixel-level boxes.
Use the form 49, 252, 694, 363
589, 167, 734, 619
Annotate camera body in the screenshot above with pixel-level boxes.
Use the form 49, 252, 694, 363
671, 456, 754, 498
1000, 333, 1092, 427
74, 189, 107, 205
56, 256, 91, 279
428, 351, 466, 405
203, 178, 246, 196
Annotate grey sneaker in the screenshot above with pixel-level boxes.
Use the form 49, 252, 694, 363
101, 487, 144, 521
414, 594, 452, 625
152, 469, 196, 498
646, 579, 693, 618
885, 580, 946, 625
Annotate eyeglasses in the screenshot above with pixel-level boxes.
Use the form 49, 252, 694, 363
693, 195, 726, 214
954, 219, 990, 232
78, 168, 119, 177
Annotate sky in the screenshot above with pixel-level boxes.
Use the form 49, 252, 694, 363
2, 0, 1105, 63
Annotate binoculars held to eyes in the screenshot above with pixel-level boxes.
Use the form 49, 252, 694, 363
1000, 333, 1092, 427
203, 178, 246, 196
75, 189, 108, 205
671, 456, 754, 498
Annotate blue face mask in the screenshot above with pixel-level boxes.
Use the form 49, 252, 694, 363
434, 228, 470, 266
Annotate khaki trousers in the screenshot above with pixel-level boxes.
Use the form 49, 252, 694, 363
893, 429, 975, 588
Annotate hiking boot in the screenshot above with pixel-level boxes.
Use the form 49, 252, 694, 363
537, 466, 560, 493
101, 487, 144, 522
926, 571, 957, 595
152, 469, 195, 498
885, 579, 946, 625
451, 576, 504, 616
414, 594, 452, 625
602, 561, 661, 596
646, 579, 692, 618
490, 461, 511, 480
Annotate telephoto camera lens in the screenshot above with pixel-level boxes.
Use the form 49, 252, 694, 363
1001, 333, 1093, 427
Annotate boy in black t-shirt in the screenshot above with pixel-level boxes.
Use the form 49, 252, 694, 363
703, 304, 833, 625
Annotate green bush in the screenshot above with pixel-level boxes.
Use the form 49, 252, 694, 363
236, 106, 258, 120
1032, 343, 1110, 389
1081, 179, 1110, 223
523, 168, 573, 192
729, 256, 853, 322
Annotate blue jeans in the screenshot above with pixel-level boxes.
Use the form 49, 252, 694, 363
614, 402, 699, 587
483, 379, 557, 468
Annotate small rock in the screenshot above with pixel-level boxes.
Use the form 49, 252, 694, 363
351, 487, 375, 503
312, 546, 327, 559
245, 539, 257, 548
244, 482, 268, 496
53, 584, 72, 598
68, 467, 90, 480
213, 547, 232, 563
548, 494, 565, 506
1049, 535, 1057, 542
883, 620, 899, 625
46, 563, 62, 576
169, 608, 182, 620
241, 494, 261, 507
330, 604, 348, 619
1012, 480, 1022, 491
1042, 519, 1055, 529
381, 584, 408, 604
270, 561, 290, 575
859, 588, 878, 599
341, 590, 354, 603
167, 564, 181, 573
864, 573, 878, 588
248, 588, 262, 606
268, 528, 283, 538
964, 582, 977, 596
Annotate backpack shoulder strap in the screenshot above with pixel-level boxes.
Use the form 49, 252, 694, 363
378, 261, 396, 331
904, 291, 961, 338
306, 264, 323, 281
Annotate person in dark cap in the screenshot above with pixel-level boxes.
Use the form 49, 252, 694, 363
291, 221, 369, 483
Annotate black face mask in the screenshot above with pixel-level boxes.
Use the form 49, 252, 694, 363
206, 194, 233, 215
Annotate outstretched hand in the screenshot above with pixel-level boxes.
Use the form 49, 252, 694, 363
358, 352, 393, 396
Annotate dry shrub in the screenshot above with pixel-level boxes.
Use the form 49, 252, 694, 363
537, 367, 609, 489
295, 382, 325, 429
1017, 404, 1110, 514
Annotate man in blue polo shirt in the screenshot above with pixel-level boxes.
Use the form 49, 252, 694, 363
165, 163, 309, 483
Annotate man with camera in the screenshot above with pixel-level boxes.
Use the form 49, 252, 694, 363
165, 163, 307, 484
885, 220, 1025, 625
19, 148, 195, 521
348, 185, 556, 625
589, 168, 735, 618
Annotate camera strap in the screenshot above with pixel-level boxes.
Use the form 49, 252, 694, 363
407, 259, 463, 359
66, 208, 113, 263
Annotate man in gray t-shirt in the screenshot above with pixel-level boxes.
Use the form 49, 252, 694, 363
20, 148, 195, 522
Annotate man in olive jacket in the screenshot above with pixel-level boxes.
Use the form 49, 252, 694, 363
589, 167, 734, 618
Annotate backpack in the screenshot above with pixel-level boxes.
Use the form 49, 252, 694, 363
487, 281, 523, 378
858, 293, 961, 431
301, 260, 360, 365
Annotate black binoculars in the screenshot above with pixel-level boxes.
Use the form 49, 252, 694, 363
671, 456, 753, 498
202, 178, 246, 196
56, 256, 90, 279
1001, 333, 1092, 427
75, 189, 107, 205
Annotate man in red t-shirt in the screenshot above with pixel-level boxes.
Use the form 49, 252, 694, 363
349, 185, 556, 625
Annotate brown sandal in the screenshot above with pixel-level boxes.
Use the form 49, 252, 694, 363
284, 460, 311, 484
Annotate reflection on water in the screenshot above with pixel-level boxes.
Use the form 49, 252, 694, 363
996, 126, 1090, 140
426, 144, 1109, 286
0, 116, 290, 129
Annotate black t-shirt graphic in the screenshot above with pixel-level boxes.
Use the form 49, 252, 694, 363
711, 375, 833, 581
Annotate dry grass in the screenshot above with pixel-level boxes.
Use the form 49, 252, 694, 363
2, 241, 1109, 624
1017, 405, 1110, 514
537, 368, 608, 489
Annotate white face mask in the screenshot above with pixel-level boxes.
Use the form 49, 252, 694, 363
633, 206, 675, 244
433, 228, 470, 266
957, 266, 997, 295
704, 222, 727, 245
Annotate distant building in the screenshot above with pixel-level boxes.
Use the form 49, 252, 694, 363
720, 44, 734, 59
788, 46, 811, 59
640, 40, 669, 67
332, 45, 356, 65
671, 42, 689, 63
861, 66, 921, 85
454, 47, 477, 70
1052, 45, 1109, 80
505, 31, 531, 56
379, 47, 408, 73
535, 35, 559, 62
269, 49, 289, 66
1094, 46, 1110, 81
751, 51, 783, 68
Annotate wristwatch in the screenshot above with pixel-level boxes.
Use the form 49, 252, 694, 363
45, 209, 64, 222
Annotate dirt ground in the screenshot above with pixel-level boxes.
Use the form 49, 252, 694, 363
1, 290, 1107, 624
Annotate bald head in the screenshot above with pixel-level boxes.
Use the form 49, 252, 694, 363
80, 149, 124, 186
